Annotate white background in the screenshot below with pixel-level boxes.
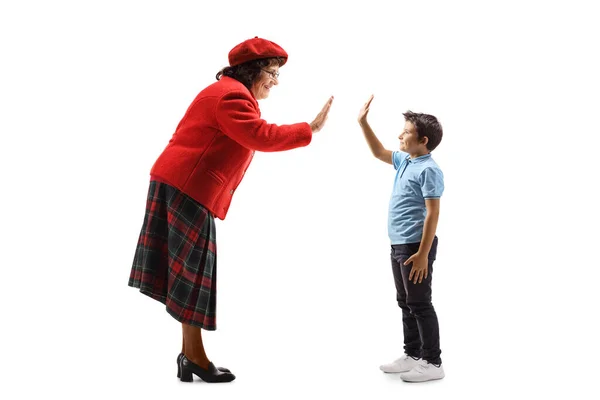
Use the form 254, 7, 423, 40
1, 0, 599, 399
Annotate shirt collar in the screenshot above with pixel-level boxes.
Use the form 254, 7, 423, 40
405, 153, 432, 164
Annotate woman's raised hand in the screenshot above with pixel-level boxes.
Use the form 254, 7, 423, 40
310, 96, 334, 133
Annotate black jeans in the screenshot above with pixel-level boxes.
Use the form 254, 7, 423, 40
390, 236, 441, 364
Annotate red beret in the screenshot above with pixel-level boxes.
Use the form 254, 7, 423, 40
228, 37, 288, 67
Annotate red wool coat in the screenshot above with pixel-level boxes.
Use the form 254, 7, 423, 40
150, 76, 312, 220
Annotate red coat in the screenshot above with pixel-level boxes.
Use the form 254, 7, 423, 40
150, 76, 312, 220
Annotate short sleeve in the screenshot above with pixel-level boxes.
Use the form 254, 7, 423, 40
419, 167, 444, 198
392, 151, 409, 170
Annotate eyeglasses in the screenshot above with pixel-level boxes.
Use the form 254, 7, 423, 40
261, 69, 279, 80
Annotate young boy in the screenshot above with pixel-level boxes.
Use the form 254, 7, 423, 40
357, 95, 445, 382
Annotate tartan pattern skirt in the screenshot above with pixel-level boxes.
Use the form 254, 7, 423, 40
128, 180, 218, 330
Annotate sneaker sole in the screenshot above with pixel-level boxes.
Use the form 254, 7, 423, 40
380, 364, 417, 373
380, 368, 412, 373
400, 374, 445, 383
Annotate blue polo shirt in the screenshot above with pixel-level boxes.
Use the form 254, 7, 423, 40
388, 151, 444, 244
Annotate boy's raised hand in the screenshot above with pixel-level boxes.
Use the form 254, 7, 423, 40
358, 94, 375, 123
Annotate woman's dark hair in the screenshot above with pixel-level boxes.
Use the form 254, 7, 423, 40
403, 111, 443, 151
216, 57, 285, 91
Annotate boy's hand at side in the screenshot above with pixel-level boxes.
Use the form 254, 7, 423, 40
405, 253, 428, 284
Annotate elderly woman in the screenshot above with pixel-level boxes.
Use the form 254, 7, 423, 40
128, 37, 333, 383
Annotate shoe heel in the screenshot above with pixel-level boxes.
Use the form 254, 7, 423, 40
180, 367, 193, 382
176, 353, 184, 378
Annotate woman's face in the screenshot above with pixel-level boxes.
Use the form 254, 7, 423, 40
250, 66, 279, 100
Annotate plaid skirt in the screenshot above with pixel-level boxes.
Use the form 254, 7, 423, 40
128, 180, 218, 330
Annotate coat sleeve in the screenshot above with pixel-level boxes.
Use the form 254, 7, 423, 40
215, 90, 313, 152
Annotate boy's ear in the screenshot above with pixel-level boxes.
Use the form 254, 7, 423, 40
420, 136, 429, 146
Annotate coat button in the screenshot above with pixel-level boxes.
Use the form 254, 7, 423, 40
230, 189, 234, 195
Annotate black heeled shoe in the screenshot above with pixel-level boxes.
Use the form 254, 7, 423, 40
179, 355, 235, 383
177, 353, 231, 377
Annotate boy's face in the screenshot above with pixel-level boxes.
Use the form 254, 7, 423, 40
398, 121, 427, 154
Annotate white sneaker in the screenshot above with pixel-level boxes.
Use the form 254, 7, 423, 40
400, 362, 445, 382
379, 354, 422, 373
